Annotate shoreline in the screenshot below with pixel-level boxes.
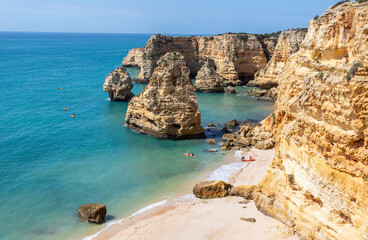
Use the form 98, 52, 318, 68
84, 148, 299, 240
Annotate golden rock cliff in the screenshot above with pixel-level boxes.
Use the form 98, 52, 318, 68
250, 29, 307, 90
125, 52, 206, 139
253, 2, 368, 240
122, 33, 268, 85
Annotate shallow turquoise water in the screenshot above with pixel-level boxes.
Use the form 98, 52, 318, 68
0, 32, 274, 240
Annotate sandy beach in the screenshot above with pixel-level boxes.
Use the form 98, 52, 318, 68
87, 148, 299, 240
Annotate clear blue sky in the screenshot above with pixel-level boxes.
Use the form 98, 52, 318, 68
0, 0, 339, 34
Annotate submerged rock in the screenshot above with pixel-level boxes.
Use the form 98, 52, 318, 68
194, 60, 224, 93
78, 203, 106, 224
193, 181, 233, 199
125, 52, 206, 139
103, 67, 134, 101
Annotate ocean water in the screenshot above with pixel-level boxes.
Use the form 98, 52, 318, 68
0, 32, 274, 240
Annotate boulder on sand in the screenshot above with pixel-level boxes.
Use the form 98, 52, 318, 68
193, 181, 233, 199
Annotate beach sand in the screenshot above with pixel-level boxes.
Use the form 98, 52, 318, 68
91, 149, 299, 240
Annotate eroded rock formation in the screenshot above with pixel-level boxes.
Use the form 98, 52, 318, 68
253, 3, 368, 240
123, 33, 269, 85
249, 29, 307, 90
220, 115, 275, 150
125, 52, 206, 139
103, 67, 134, 101
194, 60, 224, 93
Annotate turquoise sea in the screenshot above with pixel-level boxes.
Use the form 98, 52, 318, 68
0, 32, 274, 240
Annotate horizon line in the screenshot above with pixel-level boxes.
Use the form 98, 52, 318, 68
0, 28, 308, 36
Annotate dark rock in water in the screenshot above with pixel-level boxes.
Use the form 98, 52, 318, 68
221, 127, 230, 133
225, 86, 236, 94
78, 203, 106, 224
193, 181, 233, 199
208, 123, 215, 127
225, 119, 239, 127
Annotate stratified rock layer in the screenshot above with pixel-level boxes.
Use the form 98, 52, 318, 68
194, 60, 224, 93
253, 3, 368, 240
103, 67, 134, 101
249, 29, 307, 90
123, 33, 269, 85
125, 52, 206, 139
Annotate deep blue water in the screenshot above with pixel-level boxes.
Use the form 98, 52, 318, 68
0, 32, 274, 240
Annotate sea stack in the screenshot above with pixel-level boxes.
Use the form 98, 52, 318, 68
125, 52, 206, 139
194, 60, 224, 93
103, 67, 134, 101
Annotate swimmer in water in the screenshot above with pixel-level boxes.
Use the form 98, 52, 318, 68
58, 88, 64, 90
71, 114, 76, 118
64, 107, 68, 111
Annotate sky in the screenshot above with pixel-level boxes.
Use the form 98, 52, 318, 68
0, 0, 339, 35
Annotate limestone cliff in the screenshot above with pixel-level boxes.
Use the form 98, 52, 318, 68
194, 60, 224, 93
253, 2, 368, 240
122, 33, 268, 85
125, 52, 206, 139
103, 67, 134, 101
249, 29, 307, 90
122, 47, 145, 68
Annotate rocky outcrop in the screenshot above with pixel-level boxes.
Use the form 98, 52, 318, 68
229, 185, 256, 200
225, 119, 239, 127
78, 203, 106, 224
193, 181, 233, 199
122, 48, 145, 68
221, 115, 276, 151
123, 33, 268, 85
247, 87, 278, 100
194, 60, 224, 92
253, 3, 368, 240
103, 67, 134, 101
249, 29, 307, 90
125, 52, 206, 139
225, 86, 236, 94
